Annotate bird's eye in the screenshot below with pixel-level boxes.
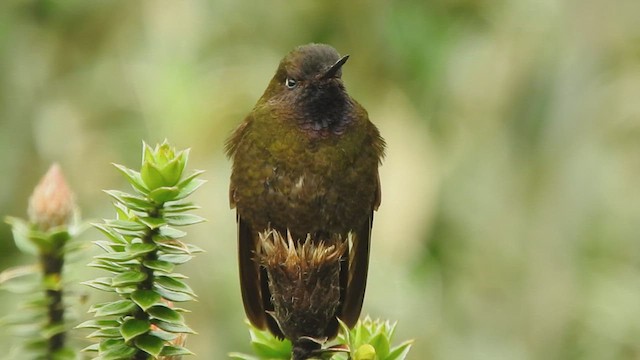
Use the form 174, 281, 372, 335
285, 78, 297, 89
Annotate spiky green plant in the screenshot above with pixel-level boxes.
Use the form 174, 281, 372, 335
229, 316, 413, 360
1, 164, 83, 359
335, 317, 413, 360
78, 141, 205, 359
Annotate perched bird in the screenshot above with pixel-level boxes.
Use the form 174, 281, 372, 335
225, 43, 385, 342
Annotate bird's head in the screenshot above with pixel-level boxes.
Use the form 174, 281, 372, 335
260, 44, 354, 136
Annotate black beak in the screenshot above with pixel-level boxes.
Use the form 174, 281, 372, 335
321, 55, 349, 80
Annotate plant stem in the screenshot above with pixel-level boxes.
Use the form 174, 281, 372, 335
133, 206, 162, 360
40, 251, 65, 354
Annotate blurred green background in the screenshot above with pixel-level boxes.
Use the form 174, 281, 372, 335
2, 0, 640, 358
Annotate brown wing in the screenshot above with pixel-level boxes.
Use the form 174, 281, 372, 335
229, 118, 266, 327
337, 214, 372, 328
226, 117, 251, 209
338, 171, 381, 328
237, 215, 266, 329
225, 120, 250, 160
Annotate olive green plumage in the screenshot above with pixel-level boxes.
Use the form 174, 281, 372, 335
226, 43, 385, 342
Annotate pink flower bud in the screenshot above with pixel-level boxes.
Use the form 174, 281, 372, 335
28, 164, 75, 231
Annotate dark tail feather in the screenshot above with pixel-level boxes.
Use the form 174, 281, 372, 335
238, 216, 266, 329
324, 242, 350, 339
338, 215, 372, 328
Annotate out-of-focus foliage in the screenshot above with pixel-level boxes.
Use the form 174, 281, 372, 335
2, 164, 82, 359
1, 0, 640, 359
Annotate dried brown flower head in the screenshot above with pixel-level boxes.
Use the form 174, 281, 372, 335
258, 230, 347, 359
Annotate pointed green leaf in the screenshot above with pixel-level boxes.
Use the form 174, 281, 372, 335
142, 141, 154, 165
186, 243, 205, 253
104, 190, 154, 212
165, 214, 206, 226
142, 259, 174, 273
165, 272, 188, 279
163, 202, 201, 214
243, 322, 291, 358
147, 305, 183, 324
173, 178, 206, 201
134, 333, 164, 357
251, 340, 292, 359
111, 271, 147, 287
88, 301, 109, 312
5, 216, 38, 255
369, 332, 390, 359
150, 319, 195, 334
93, 300, 137, 317
87, 259, 126, 272
120, 319, 150, 342
156, 276, 195, 296
148, 186, 180, 203
100, 343, 137, 360
354, 344, 376, 360
76, 319, 120, 329
159, 156, 183, 187
141, 162, 166, 191
176, 169, 205, 188
42, 323, 66, 338
157, 242, 203, 255
131, 290, 162, 311
153, 285, 194, 302
88, 327, 121, 339
94, 252, 140, 262
93, 240, 126, 253
81, 343, 99, 352
48, 229, 71, 248
115, 285, 137, 296
113, 163, 149, 194
157, 254, 193, 265
125, 242, 157, 256
81, 278, 115, 292
386, 340, 414, 360
114, 201, 131, 220
385, 320, 397, 339
98, 338, 126, 351
157, 226, 187, 239
26, 230, 55, 252
105, 219, 147, 231
157, 241, 191, 254
150, 329, 178, 341
138, 216, 166, 229
0, 265, 39, 293
160, 345, 193, 357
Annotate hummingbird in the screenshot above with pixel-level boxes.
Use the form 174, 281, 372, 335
225, 43, 385, 341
